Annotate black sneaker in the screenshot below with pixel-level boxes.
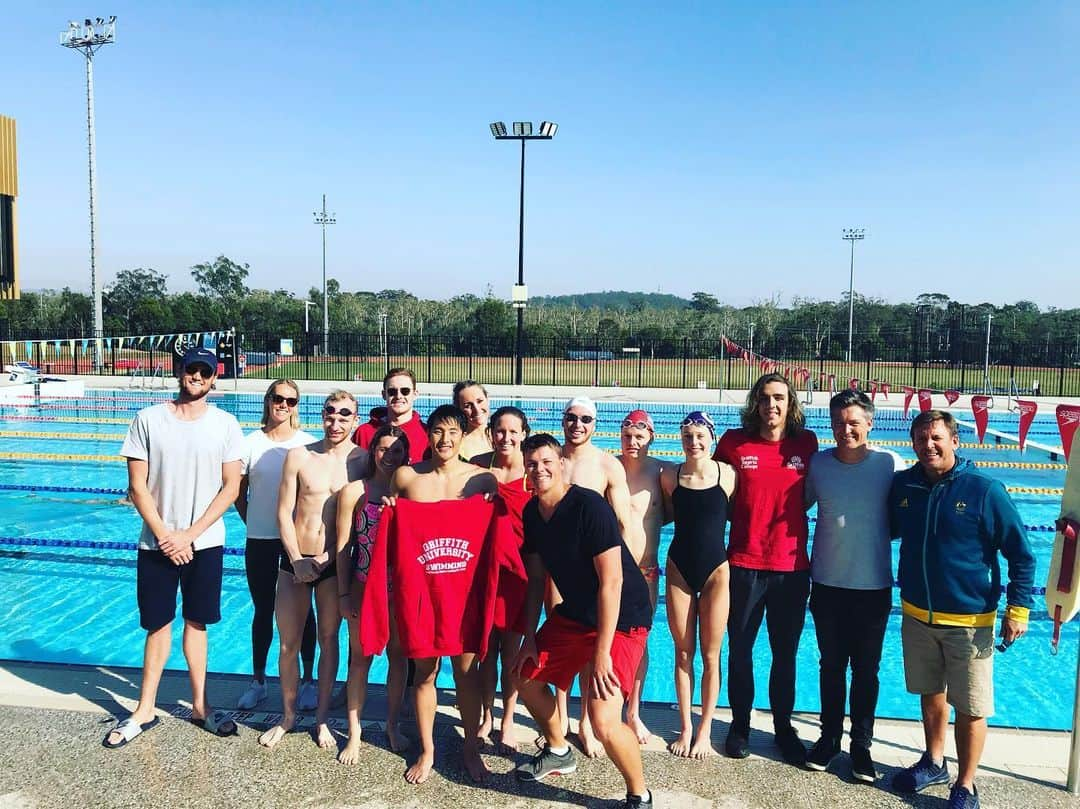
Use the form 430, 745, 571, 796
514, 746, 577, 782
775, 727, 807, 767
619, 790, 653, 808
892, 751, 949, 793
947, 783, 979, 808
805, 735, 840, 771
850, 744, 877, 783
725, 724, 750, 759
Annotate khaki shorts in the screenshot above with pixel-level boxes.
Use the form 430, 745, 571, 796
901, 613, 994, 718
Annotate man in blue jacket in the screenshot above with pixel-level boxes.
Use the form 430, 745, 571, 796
889, 410, 1034, 809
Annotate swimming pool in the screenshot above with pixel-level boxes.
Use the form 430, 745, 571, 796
0, 390, 1072, 729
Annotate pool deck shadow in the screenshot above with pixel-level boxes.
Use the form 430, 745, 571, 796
1, 658, 1077, 808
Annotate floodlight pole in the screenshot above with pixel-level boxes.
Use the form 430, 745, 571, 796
842, 228, 866, 363
491, 121, 557, 385
302, 300, 316, 333
61, 17, 116, 367
313, 195, 335, 356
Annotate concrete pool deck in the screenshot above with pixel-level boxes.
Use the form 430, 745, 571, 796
0, 659, 1076, 808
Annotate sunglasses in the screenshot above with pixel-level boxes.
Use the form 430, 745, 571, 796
184, 364, 214, 379
621, 419, 652, 431
564, 413, 595, 424
385, 386, 412, 397
323, 405, 355, 418
270, 394, 299, 407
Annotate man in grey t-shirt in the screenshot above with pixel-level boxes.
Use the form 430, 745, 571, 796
103, 347, 244, 749
804, 390, 903, 782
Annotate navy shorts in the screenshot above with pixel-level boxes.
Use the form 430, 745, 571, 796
137, 546, 224, 631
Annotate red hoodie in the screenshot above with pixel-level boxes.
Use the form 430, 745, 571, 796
493, 477, 531, 632
357, 495, 526, 658
352, 410, 428, 464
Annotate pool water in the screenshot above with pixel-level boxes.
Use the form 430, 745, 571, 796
0, 390, 1073, 729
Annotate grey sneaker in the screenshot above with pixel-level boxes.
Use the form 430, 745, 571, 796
514, 746, 578, 782
296, 680, 318, 712
236, 679, 267, 710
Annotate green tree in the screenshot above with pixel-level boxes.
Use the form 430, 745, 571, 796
191, 256, 250, 312
105, 268, 169, 334
689, 291, 720, 314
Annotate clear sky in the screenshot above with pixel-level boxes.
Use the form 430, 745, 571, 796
6, 2, 1079, 308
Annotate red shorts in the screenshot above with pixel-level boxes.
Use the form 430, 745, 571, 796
519, 612, 649, 700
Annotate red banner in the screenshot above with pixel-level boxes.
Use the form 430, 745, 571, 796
849, 377, 859, 390
944, 389, 960, 405
1017, 399, 1038, 451
870, 380, 879, 401
828, 374, 836, 396
880, 382, 890, 399
971, 395, 992, 443
917, 389, 933, 412
902, 386, 915, 417
1057, 404, 1080, 462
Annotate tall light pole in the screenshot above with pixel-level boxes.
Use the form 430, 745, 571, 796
313, 195, 335, 356
490, 120, 558, 385
747, 320, 756, 389
60, 16, 116, 363
302, 300, 316, 333
842, 228, 866, 362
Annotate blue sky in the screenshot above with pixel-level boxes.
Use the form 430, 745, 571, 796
6, 2, 1078, 308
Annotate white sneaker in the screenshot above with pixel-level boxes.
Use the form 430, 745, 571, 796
237, 679, 267, 710
297, 680, 318, 712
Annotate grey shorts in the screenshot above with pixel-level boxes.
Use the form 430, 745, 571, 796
901, 613, 994, 718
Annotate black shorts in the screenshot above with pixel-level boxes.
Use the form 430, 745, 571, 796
279, 553, 337, 587
137, 546, 224, 631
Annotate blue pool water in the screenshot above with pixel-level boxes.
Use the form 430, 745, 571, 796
0, 390, 1073, 729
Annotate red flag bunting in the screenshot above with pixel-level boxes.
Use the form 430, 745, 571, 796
827, 374, 836, 396
902, 386, 915, 417
1017, 399, 1038, 451
944, 390, 960, 405
870, 380, 879, 401
1056, 404, 1080, 462
971, 395, 992, 443
881, 383, 890, 399
849, 377, 859, 391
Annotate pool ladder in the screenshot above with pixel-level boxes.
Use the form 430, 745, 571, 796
129, 363, 166, 390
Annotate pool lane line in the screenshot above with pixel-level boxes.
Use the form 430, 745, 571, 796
0, 483, 126, 495
0, 451, 124, 463
0, 430, 127, 440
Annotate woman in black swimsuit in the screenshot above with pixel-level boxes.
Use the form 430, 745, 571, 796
660, 410, 736, 759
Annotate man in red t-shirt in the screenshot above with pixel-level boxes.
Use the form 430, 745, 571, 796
352, 368, 427, 463
713, 373, 818, 766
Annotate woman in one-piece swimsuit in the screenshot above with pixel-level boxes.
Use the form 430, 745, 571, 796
468, 405, 532, 752
334, 424, 411, 764
660, 410, 736, 760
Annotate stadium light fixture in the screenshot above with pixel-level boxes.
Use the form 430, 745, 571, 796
842, 228, 867, 363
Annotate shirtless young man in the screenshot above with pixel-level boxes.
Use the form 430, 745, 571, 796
454, 379, 492, 460
390, 404, 498, 784
558, 396, 645, 757
259, 390, 366, 751
617, 409, 666, 744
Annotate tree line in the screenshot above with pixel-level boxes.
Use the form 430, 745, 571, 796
1, 256, 1078, 363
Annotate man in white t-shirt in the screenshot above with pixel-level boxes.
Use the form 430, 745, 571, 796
103, 347, 245, 749
804, 389, 904, 782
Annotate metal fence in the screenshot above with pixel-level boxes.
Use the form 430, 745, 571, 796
3, 325, 1079, 396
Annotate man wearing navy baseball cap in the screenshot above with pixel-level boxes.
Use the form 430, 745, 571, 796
104, 342, 245, 749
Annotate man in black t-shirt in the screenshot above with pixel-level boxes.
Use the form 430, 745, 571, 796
511, 433, 654, 809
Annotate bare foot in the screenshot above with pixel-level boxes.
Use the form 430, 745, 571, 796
386, 720, 409, 753
338, 735, 362, 764
578, 724, 605, 759
258, 720, 293, 749
477, 708, 494, 746
496, 722, 519, 755
689, 735, 718, 760
405, 750, 434, 784
630, 714, 652, 745
463, 739, 491, 783
668, 731, 693, 758
314, 723, 335, 750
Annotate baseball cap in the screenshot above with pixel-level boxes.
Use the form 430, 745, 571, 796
181, 347, 218, 373
563, 395, 597, 420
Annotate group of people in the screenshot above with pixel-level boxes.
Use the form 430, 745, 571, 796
102, 347, 1035, 809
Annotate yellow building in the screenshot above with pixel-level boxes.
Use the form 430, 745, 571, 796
0, 114, 17, 300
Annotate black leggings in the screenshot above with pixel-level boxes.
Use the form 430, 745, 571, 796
245, 538, 316, 679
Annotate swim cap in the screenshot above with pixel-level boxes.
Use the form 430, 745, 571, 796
621, 409, 654, 433
563, 396, 597, 420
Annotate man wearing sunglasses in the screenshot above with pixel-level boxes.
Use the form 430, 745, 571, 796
558, 396, 644, 757
616, 409, 666, 745
260, 390, 366, 753
106, 347, 245, 749
353, 368, 427, 464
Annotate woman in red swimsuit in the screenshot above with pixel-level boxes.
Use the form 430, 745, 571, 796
469, 405, 532, 752
334, 424, 411, 764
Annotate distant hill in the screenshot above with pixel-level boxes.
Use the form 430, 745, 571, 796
532, 291, 690, 310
